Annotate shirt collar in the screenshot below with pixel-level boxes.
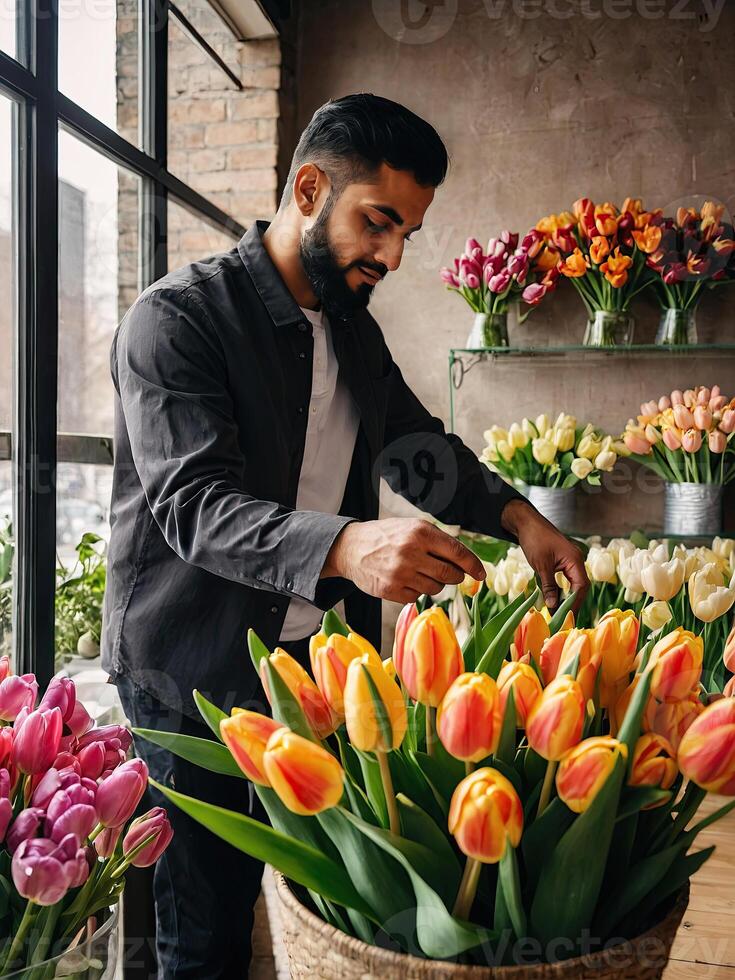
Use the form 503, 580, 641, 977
237, 220, 306, 328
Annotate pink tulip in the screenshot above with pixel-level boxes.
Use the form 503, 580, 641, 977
508, 251, 529, 278
12, 708, 63, 775
463, 272, 480, 290
670, 389, 684, 407
683, 389, 696, 408
709, 430, 727, 454
122, 807, 173, 868
96, 758, 148, 827
488, 268, 512, 293
662, 428, 682, 451
76, 742, 106, 780
658, 396, 671, 411
673, 405, 694, 430
0, 728, 14, 770
521, 229, 544, 258
94, 824, 123, 859
624, 432, 652, 455
693, 406, 713, 430
0, 675, 38, 722
0, 656, 10, 684
500, 230, 519, 251
45, 782, 97, 845
522, 282, 547, 305
696, 387, 711, 405
640, 400, 659, 417
39, 677, 76, 726
0, 798, 12, 844
486, 237, 506, 258
709, 395, 727, 412
6, 807, 44, 853
12, 834, 89, 905
440, 267, 459, 287
719, 409, 735, 434
681, 428, 703, 453
67, 699, 93, 738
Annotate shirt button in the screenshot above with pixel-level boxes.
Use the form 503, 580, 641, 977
298, 351, 306, 359
297, 322, 308, 332
270, 605, 278, 614
297, 406, 305, 414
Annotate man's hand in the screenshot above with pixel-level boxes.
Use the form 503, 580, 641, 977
322, 518, 485, 604
501, 499, 589, 612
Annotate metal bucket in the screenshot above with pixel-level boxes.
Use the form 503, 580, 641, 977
526, 485, 577, 532
664, 482, 723, 537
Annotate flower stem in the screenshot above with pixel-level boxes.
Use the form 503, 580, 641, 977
425, 706, 437, 758
452, 857, 481, 920
536, 759, 558, 819
376, 750, 400, 836
1, 901, 36, 973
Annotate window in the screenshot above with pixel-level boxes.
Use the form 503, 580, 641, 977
0, 1, 20, 62
168, 196, 239, 270
0, 95, 16, 663
59, 0, 140, 144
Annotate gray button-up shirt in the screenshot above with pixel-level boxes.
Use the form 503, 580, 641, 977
101, 221, 523, 719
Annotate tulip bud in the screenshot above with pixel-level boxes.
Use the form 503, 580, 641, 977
7, 807, 45, 854
260, 648, 336, 739
556, 736, 627, 813
496, 661, 543, 728
709, 429, 727, 454
220, 710, 285, 786
641, 600, 673, 634
537, 630, 568, 686
344, 654, 407, 752
94, 824, 123, 859
513, 609, 550, 662
535, 414, 551, 437
678, 698, 735, 795
571, 456, 593, 480
719, 409, 735, 434
594, 450, 617, 472
681, 428, 703, 453
392, 602, 418, 678
262, 728, 344, 815
552, 426, 575, 452
641, 557, 685, 602
39, 677, 77, 727
693, 406, 713, 430
448, 767, 523, 864
662, 428, 682, 451
96, 758, 148, 828
532, 437, 556, 466
559, 629, 601, 703
12, 835, 89, 905
0, 674, 38, 722
12, 708, 63, 775
123, 807, 174, 867
648, 629, 703, 704
398, 607, 463, 707
310, 634, 373, 723
628, 733, 677, 802
592, 609, 639, 688
437, 673, 503, 763
526, 675, 586, 761
724, 623, 735, 674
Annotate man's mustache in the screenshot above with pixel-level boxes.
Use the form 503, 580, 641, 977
343, 259, 389, 280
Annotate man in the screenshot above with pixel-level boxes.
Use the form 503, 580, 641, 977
102, 93, 587, 978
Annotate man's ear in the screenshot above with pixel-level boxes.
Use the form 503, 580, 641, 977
292, 163, 330, 218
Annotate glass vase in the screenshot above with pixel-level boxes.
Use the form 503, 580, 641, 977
583, 310, 634, 347
655, 308, 697, 346
466, 311, 509, 348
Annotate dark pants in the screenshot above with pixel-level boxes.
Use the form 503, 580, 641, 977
115, 635, 311, 979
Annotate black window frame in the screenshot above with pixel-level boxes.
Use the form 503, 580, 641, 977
0, 0, 246, 687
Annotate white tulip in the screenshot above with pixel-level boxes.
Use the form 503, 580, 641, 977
586, 547, 617, 584
640, 557, 685, 601
688, 563, 735, 623
713, 537, 735, 560
641, 600, 673, 634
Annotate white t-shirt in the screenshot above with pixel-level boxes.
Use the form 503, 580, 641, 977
279, 306, 360, 642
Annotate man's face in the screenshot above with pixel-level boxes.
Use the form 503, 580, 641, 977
300, 162, 435, 317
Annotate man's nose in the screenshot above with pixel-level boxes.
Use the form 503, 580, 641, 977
373, 239, 404, 273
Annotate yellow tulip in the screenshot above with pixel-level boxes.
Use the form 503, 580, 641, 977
571, 457, 594, 480
552, 426, 576, 452
629, 733, 677, 803
344, 653, 407, 752
556, 736, 627, 813
448, 767, 524, 863
576, 435, 602, 460
220, 710, 286, 786
260, 648, 336, 739
496, 660, 543, 728
526, 675, 586, 761
641, 600, 673, 634
532, 438, 556, 466
678, 698, 735, 795
648, 628, 703, 704
398, 607, 464, 707
262, 728, 344, 815
508, 422, 528, 449
594, 450, 617, 472
437, 673, 503, 763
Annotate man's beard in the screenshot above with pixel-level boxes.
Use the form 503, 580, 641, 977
299, 210, 386, 319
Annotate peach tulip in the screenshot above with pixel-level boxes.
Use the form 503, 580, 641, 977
556, 736, 627, 813
678, 698, 735, 795
628, 733, 677, 803
260, 648, 336, 739
437, 673, 503, 763
448, 767, 523, 864
526, 676, 586, 761
263, 728, 344, 815
681, 428, 703, 453
624, 428, 652, 455
398, 607, 464, 707
673, 404, 694, 430
513, 608, 550, 662
220, 710, 286, 786
643, 692, 705, 752
709, 430, 727, 454
496, 661, 543, 728
344, 653, 407, 752
693, 406, 713, 430
662, 428, 682, 451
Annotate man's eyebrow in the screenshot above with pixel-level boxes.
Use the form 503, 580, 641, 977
368, 204, 422, 232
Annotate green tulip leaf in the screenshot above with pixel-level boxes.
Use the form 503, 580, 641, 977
192, 690, 228, 742
261, 657, 316, 742
133, 727, 244, 778
495, 687, 517, 768
410, 749, 463, 810
354, 748, 389, 828
616, 788, 672, 822
594, 841, 683, 939
396, 793, 461, 881
521, 797, 574, 894
622, 846, 713, 932
498, 844, 527, 941
322, 607, 350, 638
150, 779, 373, 919
476, 588, 541, 678
362, 664, 393, 749
548, 590, 578, 633
255, 786, 342, 865
390, 750, 446, 827
618, 667, 653, 773
247, 628, 271, 671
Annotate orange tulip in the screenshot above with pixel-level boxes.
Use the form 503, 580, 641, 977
260, 648, 336, 739
344, 653, 407, 752
643, 691, 704, 752
526, 675, 586, 761
594, 202, 619, 236
648, 629, 703, 704
632, 225, 663, 254
399, 607, 464, 707
496, 661, 543, 728
559, 248, 588, 278
262, 728, 344, 815
592, 609, 640, 692
723, 623, 735, 674
513, 608, 550, 662
629, 733, 677, 803
589, 236, 611, 264
382, 656, 397, 681
537, 630, 568, 685
535, 244, 561, 272
392, 602, 418, 677
448, 767, 523, 863
600, 248, 633, 288
724, 676, 735, 697
220, 710, 286, 786
559, 629, 600, 696
437, 673, 503, 763
310, 634, 378, 723
573, 197, 596, 238
556, 736, 627, 814
678, 697, 735, 795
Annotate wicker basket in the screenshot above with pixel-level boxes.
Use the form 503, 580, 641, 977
275, 873, 688, 980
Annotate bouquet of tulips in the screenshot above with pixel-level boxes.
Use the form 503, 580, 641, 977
0, 660, 172, 975
623, 385, 735, 484
481, 413, 626, 489
440, 231, 559, 323
139, 595, 735, 968
646, 202, 735, 310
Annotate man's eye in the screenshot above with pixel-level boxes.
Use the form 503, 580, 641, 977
366, 219, 387, 233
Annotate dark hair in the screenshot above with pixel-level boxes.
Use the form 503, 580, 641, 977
280, 93, 449, 207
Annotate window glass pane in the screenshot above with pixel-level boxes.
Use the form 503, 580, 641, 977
59, 0, 140, 145
58, 130, 140, 435
0, 2, 17, 61
167, 0, 278, 223
167, 198, 238, 272
0, 95, 16, 664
